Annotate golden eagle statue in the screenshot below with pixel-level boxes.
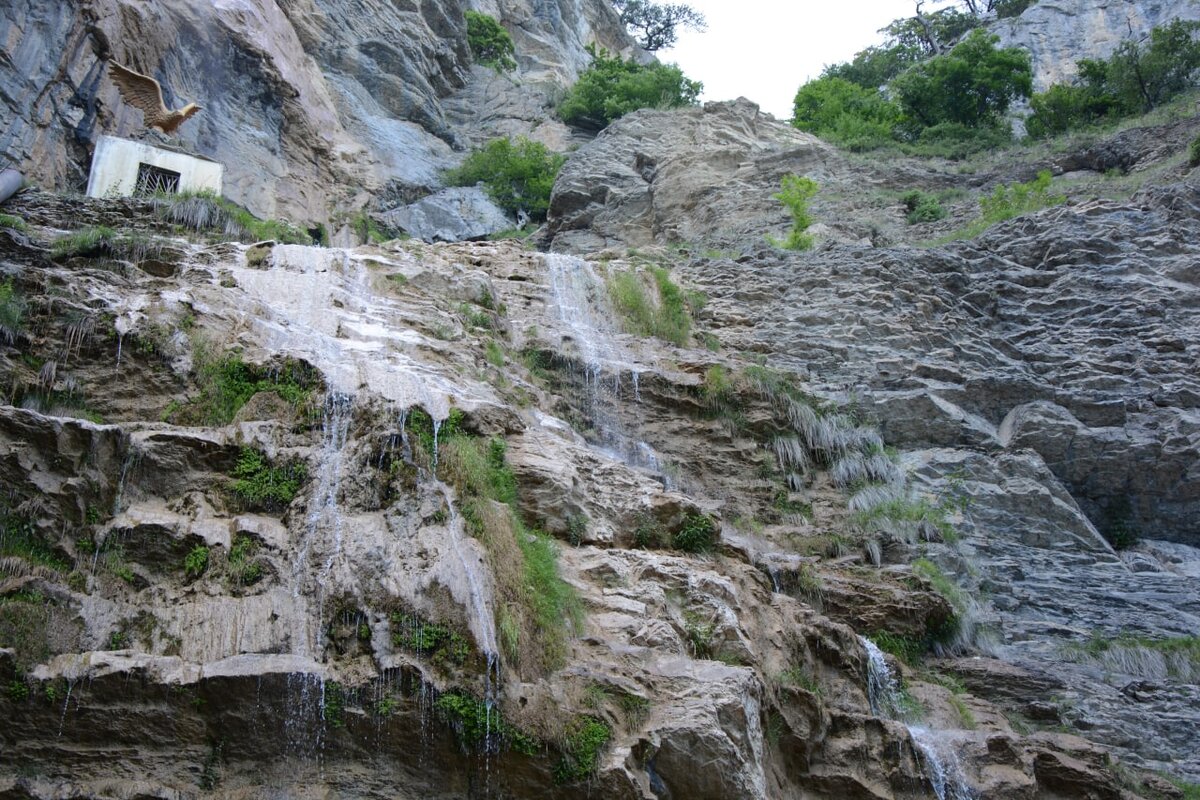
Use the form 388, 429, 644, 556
106, 60, 203, 135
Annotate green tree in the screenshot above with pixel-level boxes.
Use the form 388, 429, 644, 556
823, 7, 980, 89
1100, 20, 1200, 113
1026, 21, 1200, 137
891, 29, 1032, 130
444, 136, 565, 221
611, 0, 706, 51
465, 11, 517, 72
791, 76, 902, 150
558, 46, 702, 130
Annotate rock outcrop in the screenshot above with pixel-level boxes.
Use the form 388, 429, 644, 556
543, 99, 842, 252
993, 0, 1200, 91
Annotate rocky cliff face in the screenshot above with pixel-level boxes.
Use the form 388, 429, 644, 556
0, 0, 632, 228
994, 0, 1200, 91
2, 2, 1199, 799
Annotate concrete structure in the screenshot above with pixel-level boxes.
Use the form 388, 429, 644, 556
86, 135, 222, 198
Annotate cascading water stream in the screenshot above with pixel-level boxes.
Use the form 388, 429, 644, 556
860, 636, 975, 800
544, 253, 666, 477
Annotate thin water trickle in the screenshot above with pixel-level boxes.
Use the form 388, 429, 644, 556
544, 254, 679, 485
436, 481, 499, 661
56, 680, 73, 737
432, 417, 442, 471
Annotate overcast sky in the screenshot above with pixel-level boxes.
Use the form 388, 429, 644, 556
659, 0, 922, 120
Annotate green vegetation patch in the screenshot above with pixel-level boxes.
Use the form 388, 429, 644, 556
435, 690, 540, 755
230, 448, 307, 512
391, 612, 472, 667
0, 278, 24, 344
170, 347, 320, 425
672, 513, 717, 553
935, 170, 1064, 242
153, 190, 310, 244
435, 424, 582, 675
445, 136, 565, 222
1, 508, 69, 572
465, 11, 517, 72
604, 263, 693, 346
183, 545, 209, 579
1027, 21, 1200, 138
1064, 632, 1200, 680
901, 190, 947, 224
226, 534, 264, 587
851, 496, 957, 544
795, 26, 1031, 156
558, 46, 701, 131
771, 174, 819, 251
0, 591, 83, 670
553, 716, 611, 783
0, 213, 26, 232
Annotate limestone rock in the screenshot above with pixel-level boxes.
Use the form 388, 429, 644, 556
378, 186, 514, 242
543, 98, 838, 252
993, 0, 1200, 92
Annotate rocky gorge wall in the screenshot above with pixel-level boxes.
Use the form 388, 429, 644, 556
1, 1, 1200, 798
0, 0, 633, 228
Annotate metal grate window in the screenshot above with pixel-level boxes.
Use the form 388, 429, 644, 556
134, 163, 181, 195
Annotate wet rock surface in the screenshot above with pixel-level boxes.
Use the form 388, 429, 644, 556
0, 187, 1176, 798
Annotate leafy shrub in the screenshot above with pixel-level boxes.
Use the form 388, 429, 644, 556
672, 514, 717, 553
901, 191, 947, 224
231, 448, 306, 512
824, 8, 980, 90
891, 29, 1032, 131
226, 534, 263, 586
791, 76, 902, 150
444, 136, 564, 221
553, 716, 611, 783
1190, 134, 1200, 168
172, 349, 318, 425
1025, 81, 1115, 138
465, 11, 516, 72
435, 690, 540, 754
558, 46, 702, 131
978, 170, 1063, 225
391, 612, 471, 666
183, 546, 209, 578
771, 174, 819, 251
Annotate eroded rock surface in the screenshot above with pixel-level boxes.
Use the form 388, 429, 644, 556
0, 0, 633, 225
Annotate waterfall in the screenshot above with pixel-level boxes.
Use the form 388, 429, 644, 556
860, 636, 975, 800
543, 253, 667, 476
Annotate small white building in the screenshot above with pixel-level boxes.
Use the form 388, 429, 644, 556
86, 135, 223, 198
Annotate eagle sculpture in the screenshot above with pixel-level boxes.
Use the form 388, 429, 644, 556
107, 60, 203, 135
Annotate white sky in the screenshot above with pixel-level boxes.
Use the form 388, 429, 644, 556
659, 0, 921, 119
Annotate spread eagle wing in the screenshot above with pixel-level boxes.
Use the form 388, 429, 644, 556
107, 60, 169, 120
